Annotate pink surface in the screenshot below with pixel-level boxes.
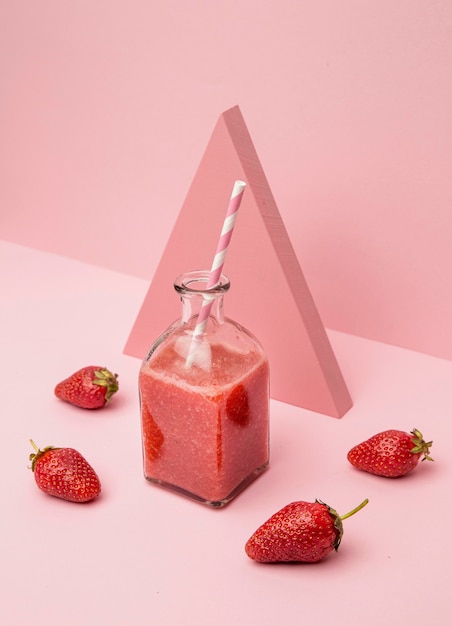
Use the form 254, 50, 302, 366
125, 107, 352, 417
1, 2, 452, 361
2, 241, 451, 626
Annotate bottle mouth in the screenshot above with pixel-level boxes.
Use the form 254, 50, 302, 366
174, 270, 231, 295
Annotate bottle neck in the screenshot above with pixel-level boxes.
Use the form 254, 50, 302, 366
174, 271, 230, 327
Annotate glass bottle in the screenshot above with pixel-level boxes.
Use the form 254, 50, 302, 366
139, 270, 269, 507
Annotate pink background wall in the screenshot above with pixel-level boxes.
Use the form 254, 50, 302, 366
1, 0, 451, 360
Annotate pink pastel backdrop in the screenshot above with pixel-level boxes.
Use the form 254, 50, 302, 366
1, 0, 452, 360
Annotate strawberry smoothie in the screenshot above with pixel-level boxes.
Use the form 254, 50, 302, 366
139, 336, 269, 506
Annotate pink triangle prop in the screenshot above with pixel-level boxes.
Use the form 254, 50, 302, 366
124, 106, 352, 417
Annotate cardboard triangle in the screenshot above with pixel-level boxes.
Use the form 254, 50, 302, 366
124, 106, 352, 417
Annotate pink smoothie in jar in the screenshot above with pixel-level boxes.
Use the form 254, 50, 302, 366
139, 271, 269, 507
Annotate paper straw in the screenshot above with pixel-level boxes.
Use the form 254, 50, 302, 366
185, 180, 246, 367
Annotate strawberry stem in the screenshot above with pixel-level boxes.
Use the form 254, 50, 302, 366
410, 428, 433, 462
29, 440, 56, 471
340, 498, 369, 520
92, 368, 119, 405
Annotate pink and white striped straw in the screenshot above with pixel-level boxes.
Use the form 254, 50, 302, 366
185, 180, 246, 367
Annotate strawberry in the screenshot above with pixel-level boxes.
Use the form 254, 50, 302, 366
29, 440, 101, 502
226, 384, 250, 425
55, 366, 118, 409
245, 498, 368, 563
347, 428, 433, 478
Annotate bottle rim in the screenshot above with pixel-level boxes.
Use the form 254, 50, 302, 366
174, 270, 231, 295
